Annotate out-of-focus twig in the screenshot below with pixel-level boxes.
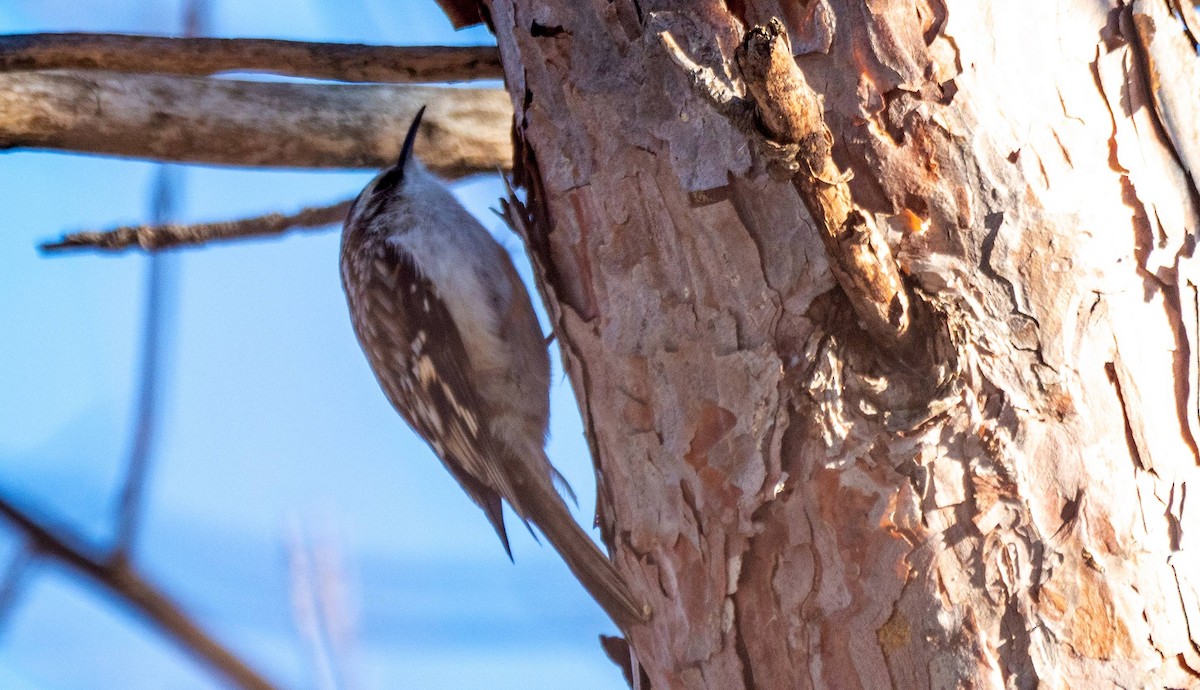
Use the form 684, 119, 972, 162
41, 198, 352, 254
22, 9, 272, 687
0, 545, 32, 628
287, 519, 359, 690
0, 494, 278, 690
112, 166, 182, 554
0, 33, 503, 83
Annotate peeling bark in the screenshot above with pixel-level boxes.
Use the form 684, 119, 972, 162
484, 0, 1200, 686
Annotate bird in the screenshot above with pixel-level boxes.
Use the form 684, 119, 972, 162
339, 106, 647, 626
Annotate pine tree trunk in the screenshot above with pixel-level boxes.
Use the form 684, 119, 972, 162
482, 0, 1200, 686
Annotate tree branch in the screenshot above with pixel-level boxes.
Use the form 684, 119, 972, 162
0, 33, 503, 83
0, 71, 512, 175
42, 198, 352, 253
0, 494, 278, 690
662, 19, 914, 349
113, 164, 186, 555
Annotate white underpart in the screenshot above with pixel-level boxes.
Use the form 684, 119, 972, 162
382, 163, 518, 389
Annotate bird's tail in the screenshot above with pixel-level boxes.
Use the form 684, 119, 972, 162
508, 454, 650, 628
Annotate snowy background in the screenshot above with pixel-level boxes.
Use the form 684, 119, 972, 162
0, 0, 625, 687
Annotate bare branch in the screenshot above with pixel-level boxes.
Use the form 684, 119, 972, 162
0, 33, 503, 83
663, 19, 915, 349
0, 71, 512, 175
113, 167, 182, 555
733, 20, 913, 348
0, 494, 278, 690
42, 198, 352, 253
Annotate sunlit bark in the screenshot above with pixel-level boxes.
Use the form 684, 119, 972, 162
486, 0, 1200, 686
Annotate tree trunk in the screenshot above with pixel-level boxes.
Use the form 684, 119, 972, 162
483, 0, 1200, 686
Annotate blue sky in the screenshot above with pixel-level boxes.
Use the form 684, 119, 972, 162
0, 1, 625, 688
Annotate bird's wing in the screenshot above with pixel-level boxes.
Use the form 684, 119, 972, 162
343, 240, 519, 555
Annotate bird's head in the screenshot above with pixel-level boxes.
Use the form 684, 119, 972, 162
344, 105, 427, 231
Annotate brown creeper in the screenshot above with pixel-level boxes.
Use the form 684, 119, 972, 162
340, 107, 646, 626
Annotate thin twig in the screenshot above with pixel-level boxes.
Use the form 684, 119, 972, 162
113, 4, 204, 553
0, 72, 512, 174
20, 15, 277, 684
0, 494, 278, 690
42, 198, 353, 253
113, 168, 178, 552
0, 545, 32, 629
287, 520, 358, 690
0, 33, 503, 83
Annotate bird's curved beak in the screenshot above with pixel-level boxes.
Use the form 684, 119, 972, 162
398, 105, 427, 170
